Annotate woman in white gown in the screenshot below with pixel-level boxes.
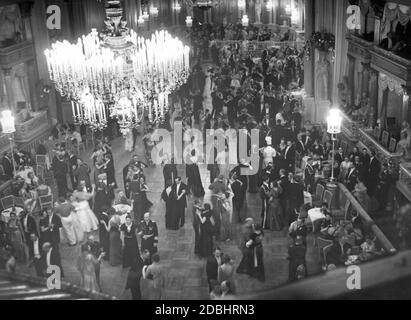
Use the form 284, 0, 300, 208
72, 184, 99, 238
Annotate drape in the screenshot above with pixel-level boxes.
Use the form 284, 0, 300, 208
381, 2, 411, 38
332, 0, 348, 104
70, 0, 106, 38
378, 73, 405, 96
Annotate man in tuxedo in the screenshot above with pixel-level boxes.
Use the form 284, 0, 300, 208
291, 106, 302, 132
41, 242, 64, 278
278, 169, 289, 221
40, 208, 62, 247
304, 158, 315, 193
345, 163, 358, 192
67, 149, 77, 190
295, 134, 306, 155
361, 148, 371, 173
1, 151, 13, 179
28, 233, 43, 277
172, 177, 187, 228
284, 140, 296, 173
231, 172, 244, 223
300, 129, 312, 151
367, 151, 380, 197
73, 158, 91, 190
287, 173, 304, 225
20, 209, 38, 254
353, 155, 366, 180
334, 146, 344, 165
260, 175, 271, 229
206, 247, 222, 292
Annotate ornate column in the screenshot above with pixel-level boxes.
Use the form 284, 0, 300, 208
361, 62, 370, 97
304, 0, 314, 97
27, 60, 39, 111
347, 56, 355, 105
403, 87, 411, 124
377, 80, 386, 126
368, 69, 379, 127
3, 68, 15, 111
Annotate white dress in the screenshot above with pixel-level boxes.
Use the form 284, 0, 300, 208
74, 200, 99, 233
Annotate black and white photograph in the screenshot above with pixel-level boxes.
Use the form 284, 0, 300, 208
0, 0, 410, 305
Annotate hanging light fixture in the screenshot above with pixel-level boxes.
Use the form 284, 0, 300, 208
142, 10, 149, 20
173, 2, 181, 11
241, 14, 249, 27
186, 16, 193, 27
150, 6, 159, 17
45, 4, 190, 132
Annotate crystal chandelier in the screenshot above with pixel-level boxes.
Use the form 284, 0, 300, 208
44, 1, 190, 132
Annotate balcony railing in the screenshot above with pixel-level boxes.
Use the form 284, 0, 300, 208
341, 112, 360, 142
357, 127, 403, 165
398, 163, 411, 202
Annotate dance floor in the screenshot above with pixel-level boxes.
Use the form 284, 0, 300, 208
17, 135, 322, 299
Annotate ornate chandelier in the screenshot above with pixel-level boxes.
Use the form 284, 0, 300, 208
44, 1, 190, 133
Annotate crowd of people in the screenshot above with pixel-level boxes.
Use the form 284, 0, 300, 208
0, 23, 400, 300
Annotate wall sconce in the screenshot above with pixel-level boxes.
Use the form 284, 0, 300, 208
241, 14, 249, 27
186, 16, 193, 27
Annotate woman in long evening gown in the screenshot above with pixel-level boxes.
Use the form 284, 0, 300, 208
132, 176, 152, 222
197, 204, 214, 258
7, 211, 26, 263
120, 216, 140, 268
104, 153, 117, 188
217, 255, 236, 293
73, 186, 99, 235
186, 156, 205, 198
268, 181, 283, 231
143, 254, 165, 300
77, 248, 104, 292
107, 212, 122, 266
161, 182, 178, 230
192, 200, 202, 256
249, 225, 265, 282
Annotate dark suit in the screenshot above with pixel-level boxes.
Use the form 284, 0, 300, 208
39, 214, 62, 246
29, 238, 43, 276
284, 146, 296, 172
287, 182, 304, 224
288, 243, 307, 281
40, 246, 64, 278
1, 156, 13, 179
345, 168, 358, 192
260, 183, 271, 229
231, 180, 244, 223
21, 214, 38, 253
367, 157, 380, 196
206, 256, 220, 292
295, 140, 306, 155
172, 182, 187, 227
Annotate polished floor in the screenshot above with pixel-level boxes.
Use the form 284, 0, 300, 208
18, 73, 321, 299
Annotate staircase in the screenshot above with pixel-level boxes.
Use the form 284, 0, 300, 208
0, 271, 115, 300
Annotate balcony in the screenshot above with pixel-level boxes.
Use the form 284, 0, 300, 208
371, 45, 411, 86
346, 33, 373, 63
341, 112, 360, 143
357, 127, 403, 165
398, 163, 411, 202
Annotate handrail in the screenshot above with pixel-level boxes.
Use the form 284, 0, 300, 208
236, 249, 408, 300
338, 183, 396, 253
0, 270, 116, 300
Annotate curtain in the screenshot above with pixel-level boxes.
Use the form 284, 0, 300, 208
70, 0, 106, 38
381, 2, 411, 38
332, 0, 348, 104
